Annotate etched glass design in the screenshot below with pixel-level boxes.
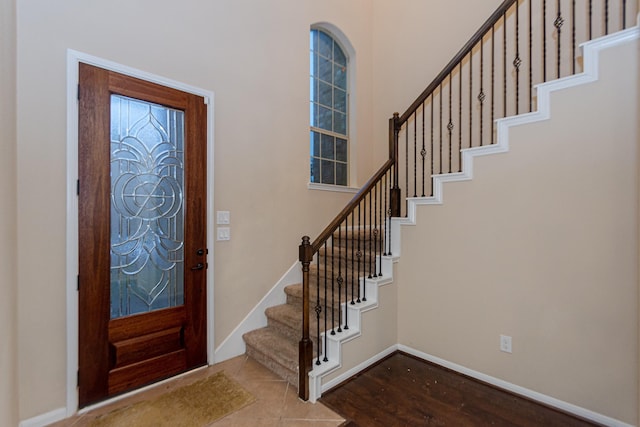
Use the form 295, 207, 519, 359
110, 95, 185, 318
310, 28, 348, 186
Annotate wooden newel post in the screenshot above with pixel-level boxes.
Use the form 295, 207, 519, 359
389, 112, 402, 217
298, 236, 314, 400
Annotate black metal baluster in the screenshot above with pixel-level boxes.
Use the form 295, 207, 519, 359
479, 37, 485, 145
421, 102, 426, 195
384, 174, 389, 256
337, 225, 342, 333
413, 113, 417, 197
343, 219, 349, 329
515, 1, 521, 115
368, 192, 373, 280
492, 24, 495, 144
605, 0, 609, 34
503, 10, 507, 118
377, 181, 383, 277
385, 171, 393, 256
323, 241, 328, 361
356, 203, 361, 303
622, 0, 627, 29
405, 123, 408, 213
351, 211, 355, 304
448, 75, 453, 173
529, 0, 533, 112
440, 85, 443, 172
373, 184, 378, 278
555, 0, 563, 79
543, 0, 547, 81
330, 228, 336, 336
315, 254, 321, 365
458, 64, 462, 170
588, 0, 593, 40
364, 195, 369, 301
571, 0, 576, 74
469, 53, 473, 148
430, 96, 434, 196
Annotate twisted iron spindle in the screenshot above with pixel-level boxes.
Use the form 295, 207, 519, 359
413, 113, 417, 197
323, 241, 328, 361
448, 75, 453, 173
336, 225, 342, 333
479, 37, 485, 146
330, 231, 336, 335
430, 96, 434, 196
515, 1, 521, 115
555, 0, 563, 79
421, 101, 426, 195
529, 0, 533, 112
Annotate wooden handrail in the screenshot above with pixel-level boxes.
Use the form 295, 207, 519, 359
398, 0, 517, 125
308, 160, 394, 254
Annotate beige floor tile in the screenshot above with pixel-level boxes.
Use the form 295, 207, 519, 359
281, 385, 344, 422
46, 355, 344, 427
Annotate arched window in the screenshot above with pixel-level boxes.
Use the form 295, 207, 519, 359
310, 28, 349, 186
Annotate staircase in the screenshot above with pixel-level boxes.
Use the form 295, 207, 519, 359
243, 228, 383, 389
241, 0, 637, 404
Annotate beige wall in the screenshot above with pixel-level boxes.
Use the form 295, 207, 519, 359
15, 0, 375, 420
371, 0, 503, 165
397, 39, 639, 424
0, 0, 18, 425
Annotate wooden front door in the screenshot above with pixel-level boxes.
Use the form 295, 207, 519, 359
78, 63, 208, 407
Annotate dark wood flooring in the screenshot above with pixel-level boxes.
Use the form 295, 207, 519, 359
320, 352, 602, 427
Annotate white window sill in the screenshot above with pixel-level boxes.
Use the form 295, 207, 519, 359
308, 182, 359, 194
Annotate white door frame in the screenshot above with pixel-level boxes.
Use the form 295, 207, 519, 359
65, 49, 215, 416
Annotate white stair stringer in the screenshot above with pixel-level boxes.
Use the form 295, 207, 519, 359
394, 23, 640, 234
307, 21, 639, 403
308, 254, 397, 402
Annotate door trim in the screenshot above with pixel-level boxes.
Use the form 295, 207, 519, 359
66, 49, 215, 417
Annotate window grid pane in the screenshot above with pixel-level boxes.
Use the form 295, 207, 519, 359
310, 28, 349, 186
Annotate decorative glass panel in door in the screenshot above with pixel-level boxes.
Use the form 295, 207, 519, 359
110, 95, 185, 318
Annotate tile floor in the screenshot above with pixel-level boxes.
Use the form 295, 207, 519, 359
48, 355, 345, 427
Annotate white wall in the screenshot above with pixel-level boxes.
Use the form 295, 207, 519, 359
15, 0, 375, 420
397, 39, 639, 424
0, 0, 17, 425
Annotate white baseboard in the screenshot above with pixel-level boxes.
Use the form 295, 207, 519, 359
320, 344, 399, 395
398, 345, 634, 427
213, 260, 301, 363
19, 407, 66, 427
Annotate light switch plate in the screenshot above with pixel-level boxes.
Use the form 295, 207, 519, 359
217, 211, 230, 225
217, 227, 231, 241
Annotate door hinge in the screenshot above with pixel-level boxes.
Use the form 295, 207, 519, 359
77, 274, 80, 291
76, 179, 80, 196
77, 84, 80, 101
77, 370, 80, 387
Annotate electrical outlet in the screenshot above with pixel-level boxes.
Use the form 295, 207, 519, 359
217, 227, 231, 241
500, 335, 512, 353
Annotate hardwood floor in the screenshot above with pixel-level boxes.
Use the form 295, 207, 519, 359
320, 352, 601, 427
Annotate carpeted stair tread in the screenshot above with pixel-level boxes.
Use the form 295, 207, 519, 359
265, 303, 341, 345
318, 245, 378, 264
243, 327, 298, 387
285, 281, 361, 311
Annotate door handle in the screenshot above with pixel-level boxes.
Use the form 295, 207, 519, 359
191, 263, 205, 271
